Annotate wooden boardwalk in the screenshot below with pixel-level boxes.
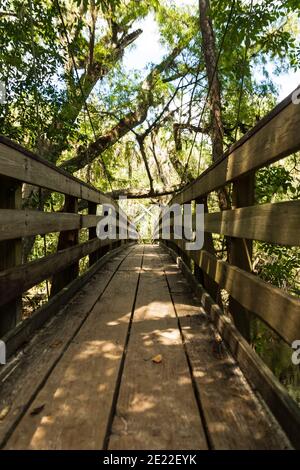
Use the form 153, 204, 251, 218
0, 245, 291, 450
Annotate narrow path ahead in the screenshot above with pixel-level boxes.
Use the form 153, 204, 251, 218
1, 245, 290, 450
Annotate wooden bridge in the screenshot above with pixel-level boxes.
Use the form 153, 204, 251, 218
0, 91, 299, 450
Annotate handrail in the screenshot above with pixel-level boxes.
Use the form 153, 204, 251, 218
157, 90, 300, 446
0, 136, 135, 343
171, 88, 300, 205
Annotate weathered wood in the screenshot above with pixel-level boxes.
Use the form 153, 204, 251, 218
0, 176, 22, 336
109, 246, 208, 450
228, 174, 255, 342
0, 244, 133, 361
195, 197, 219, 302
163, 242, 300, 449
0, 138, 114, 207
172, 95, 300, 205
171, 240, 300, 345
168, 291, 290, 448
88, 202, 100, 266
0, 238, 110, 307
197, 200, 300, 246
51, 196, 79, 296
0, 245, 134, 449
5, 248, 144, 450
0, 209, 102, 241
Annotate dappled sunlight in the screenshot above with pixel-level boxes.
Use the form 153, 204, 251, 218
130, 394, 156, 413
3, 245, 290, 450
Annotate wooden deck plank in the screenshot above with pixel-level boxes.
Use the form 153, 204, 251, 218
0, 246, 133, 449
108, 245, 208, 450
1, 244, 294, 450
161, 250, 291, 450
4, 246, 143, 450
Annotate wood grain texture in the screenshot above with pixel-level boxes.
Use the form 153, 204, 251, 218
0, 245, 133, 448
0, 238, 110, 306
109, 245, 208, 450
198, 201, 300, 246
0, 209, 103, 241
163, 242, 300, 449
169, 291, 290, 449
0, 140, 114, 206
172, 240, 300, 345
4, 246, 144, 450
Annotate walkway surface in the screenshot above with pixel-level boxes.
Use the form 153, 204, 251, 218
0, 245, 291, 449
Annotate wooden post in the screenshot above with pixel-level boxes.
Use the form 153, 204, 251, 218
181, 204, 192, 270
0, 176, 22, 336
88, 201, 100, 267
195, 196, 219, 302
229, 174, 255, 342
51, 195, 79, 296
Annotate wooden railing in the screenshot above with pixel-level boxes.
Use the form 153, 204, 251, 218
157, 90, 300, 448
0, 136, 135, 355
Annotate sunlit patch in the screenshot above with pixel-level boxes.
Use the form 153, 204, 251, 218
193, 370, 205, 378
211, 422, 227, 433
40, 415, 54, 425
54, 387, 65, 399
30, 427, 47, 449
130, 394, 155, 413
177, 376, 191, 385
158, 329, 180, 345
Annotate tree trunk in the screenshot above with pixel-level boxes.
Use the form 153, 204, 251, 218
199, 0, 230, 210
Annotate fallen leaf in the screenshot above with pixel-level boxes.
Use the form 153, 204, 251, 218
152, 354, 163, 364
0, 405, 10, 421
30, 404, 45, 416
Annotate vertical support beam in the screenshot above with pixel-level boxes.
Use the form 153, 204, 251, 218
88, 201, 99, 267
229, 174, 255, 342
195, 196, 219, 302
181, 204, 192, 270
0, 176, 22, 336
116, 208, 120, 248
51, 195, 79, 296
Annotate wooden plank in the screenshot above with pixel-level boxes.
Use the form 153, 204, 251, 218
109, 245, 208, 450
168, 292, 290, 449
1, 244, 132, 359
0, 209, 102, 241
88, 202, 100, 266
163, 242, 300, 450
197, 201, 300, 246
5, 246, 144, 449
51, 196, 79, 296
172, 240, 300, 345
0, 245, 134, 449
0, 176, 22, 336
172, 96, 300, 204
228, 174, 255, 342
0, 138, 114, 206
0, 238, 111, 307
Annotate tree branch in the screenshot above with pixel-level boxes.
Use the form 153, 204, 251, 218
60, 44, 185, 173
107, 186, 184, 199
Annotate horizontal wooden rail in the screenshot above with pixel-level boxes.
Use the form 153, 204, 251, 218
0, 137, 114, 206
164, 243, 300, 450
0, 136, 136, 339
0, 209, 103, 241
172, 91, 300, 205
173, 239, 300, 345
0, 237, 111, 307
192, 201, 300, 246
